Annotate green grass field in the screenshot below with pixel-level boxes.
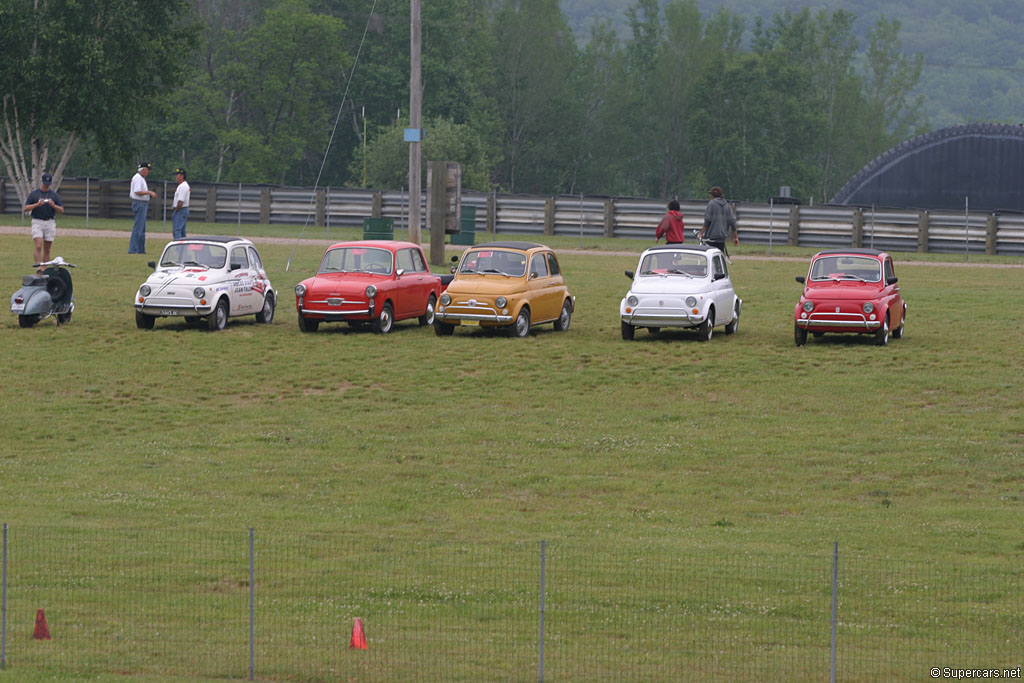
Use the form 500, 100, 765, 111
0, 225, 1021, 679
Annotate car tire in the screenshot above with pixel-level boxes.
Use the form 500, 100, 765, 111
892, 305, 906, 339
207, 298, 228, 331
434, 320, 455, 336
794, 324, 807, 346
510, 306, 531, 337
621, 320, 635, 341
57, 311, 72, 325
697, 309, 714, 342
553, 300, 572, 332
255, 294, 275, 323
418, 295, 437, 326
372, 302, 394, 334
875, 315, 889, 346
19, 314, 40, 328
298, 315, 320, 333
724, 301, 739, 335
135, 311, 155, 330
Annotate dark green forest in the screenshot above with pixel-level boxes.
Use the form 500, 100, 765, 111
4, 0, 961, 203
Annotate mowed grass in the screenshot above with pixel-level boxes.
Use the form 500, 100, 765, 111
1, 229, 1021, 563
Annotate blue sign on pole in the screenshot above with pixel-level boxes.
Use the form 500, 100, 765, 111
404, 128, 424, 142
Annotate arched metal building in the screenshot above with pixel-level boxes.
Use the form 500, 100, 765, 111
831, 123, 1024, 212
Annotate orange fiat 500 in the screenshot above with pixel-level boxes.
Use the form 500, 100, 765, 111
434, 241, 574, 337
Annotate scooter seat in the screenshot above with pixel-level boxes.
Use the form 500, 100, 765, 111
23, 275, 46, 287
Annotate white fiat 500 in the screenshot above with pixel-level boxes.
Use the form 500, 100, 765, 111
620, 244, 741, 341
134, 236, 276, 331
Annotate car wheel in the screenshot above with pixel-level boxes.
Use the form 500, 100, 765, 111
372, 302, 394, 334
724, 302, 739, 335
255, 294, 275, 323
434, 320, 455, 336
697, 309, 714, 342
207, 298, 228, 331
298, 315, 320, 333
647, 327, 660, 335
875, 315, 890, 346
553, 300, 572, 332
135, 311, 155, 330
892, 305, 906, 339
418, 295, 437, 326
18, 314, 40, 328
794, 324, 807, 346
621, 320, 635, 340
57, 311, 72, 325
510, 306, 531, 337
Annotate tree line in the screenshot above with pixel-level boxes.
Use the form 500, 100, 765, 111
0, 0, 924, 205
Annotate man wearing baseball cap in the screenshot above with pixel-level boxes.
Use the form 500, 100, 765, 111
24, 172, 64, 268
129, 162, 157, 253
171, 167, 190, 239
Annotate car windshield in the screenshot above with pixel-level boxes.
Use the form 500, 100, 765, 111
319, 247, 393, 275
639, 251, 708, 277
809, 256, 882, 282
459, 249, 528, 277
161, 242, 227, 269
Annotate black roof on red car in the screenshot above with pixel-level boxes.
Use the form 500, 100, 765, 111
472, 241, 546, 250
814, 248, 885, 257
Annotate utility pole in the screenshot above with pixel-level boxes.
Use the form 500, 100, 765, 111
407, 0, 422, 244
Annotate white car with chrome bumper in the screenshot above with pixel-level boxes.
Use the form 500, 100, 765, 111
133, 236, 276, 331
620, 244, 741, 341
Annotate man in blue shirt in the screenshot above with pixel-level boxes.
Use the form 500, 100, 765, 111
24, 173, 64, 267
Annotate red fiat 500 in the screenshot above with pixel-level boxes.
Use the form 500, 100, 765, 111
294, 241, 445, 333
794, 249, 907, 346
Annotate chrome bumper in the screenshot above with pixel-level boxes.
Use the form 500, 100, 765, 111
797, 314, 880, 330
136, 300, 208, 315
437, 311, 513, 324
623, 311, 703, 327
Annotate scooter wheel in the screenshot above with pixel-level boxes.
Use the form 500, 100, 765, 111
19, 314, 40, 328
57, 311, 72, 324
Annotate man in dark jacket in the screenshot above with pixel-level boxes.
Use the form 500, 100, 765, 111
25, 173, 64, 266
698, 186, 738, 259
655, 199, 686, 244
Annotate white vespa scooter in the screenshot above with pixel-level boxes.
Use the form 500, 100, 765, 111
10, 256, 76, 327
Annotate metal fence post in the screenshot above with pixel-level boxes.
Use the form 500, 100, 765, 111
86, 178, 90, 230
1, 523, 7, 671
249, 528, 255, 681
539, 540, 546, 683
831, 541, 838, 683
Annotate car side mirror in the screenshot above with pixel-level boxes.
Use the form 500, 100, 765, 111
396, 268, 406, 278
625, 270, 634, 280
231, 262, 242, 271
148, 261, 156, 270
530, 272, 538, 279
795, 276, 805, 284
887, 276, 898, 285
451, 255, 459, 263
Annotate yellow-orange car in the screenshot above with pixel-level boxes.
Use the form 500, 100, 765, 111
435, 241, 574, 337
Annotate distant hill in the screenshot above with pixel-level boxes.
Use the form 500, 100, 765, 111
560, 0, 1024, 128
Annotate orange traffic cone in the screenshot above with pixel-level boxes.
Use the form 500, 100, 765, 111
33, 609, 51, 640
349, 617, 367, 650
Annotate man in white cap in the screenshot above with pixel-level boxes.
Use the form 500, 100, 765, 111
129, 162, 157, 253
24, 172, 64, 268
171, 167, 190, 239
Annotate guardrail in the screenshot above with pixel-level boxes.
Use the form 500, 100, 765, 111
3, 177, 1022, 255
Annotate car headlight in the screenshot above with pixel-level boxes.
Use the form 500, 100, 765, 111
627, 295, 639, 307
685, 296, 697, 308
803, 301, 814, 312
193, 287, 206, 299
295, 283, 306, 297
496, 296, 507, 308
365, 285, 377, 298
440, 293, 451, 306
862, 302, 874, 313
140, 285, 151, 297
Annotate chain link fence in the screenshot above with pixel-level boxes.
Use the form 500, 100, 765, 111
0, 525, 1020, 680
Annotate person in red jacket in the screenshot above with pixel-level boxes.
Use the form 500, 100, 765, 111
655, 199, 686, 244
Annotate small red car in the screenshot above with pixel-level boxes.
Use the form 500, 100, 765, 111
794, 248, 906, 346
294, 241, 445, 333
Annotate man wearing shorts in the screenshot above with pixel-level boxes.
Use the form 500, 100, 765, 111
25, 173, 64, 267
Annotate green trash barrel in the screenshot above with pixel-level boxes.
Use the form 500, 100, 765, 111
450, 206, 476, 245
363, 217, 394, 240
